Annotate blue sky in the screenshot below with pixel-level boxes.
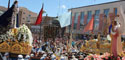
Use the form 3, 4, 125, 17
0, 0, 117, 17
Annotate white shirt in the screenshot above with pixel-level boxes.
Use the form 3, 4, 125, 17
3, 56, 7, 60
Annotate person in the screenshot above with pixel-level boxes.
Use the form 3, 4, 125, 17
2, 52, 9, 60
51, 54, 56, 60
40, 54, 47, 60
71, 55, 78, 60
24, 55, 30, 60
18, 55, 24, 60
30, 54, 34, 57
96, 32, 101, 49
111, 20, 123, 57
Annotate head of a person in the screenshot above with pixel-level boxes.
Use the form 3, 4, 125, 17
114, 21, 117, 26
4, 52, 9, 57
14, 1, 18, 4
112, 21, 117, 27
18, 55, 23, 60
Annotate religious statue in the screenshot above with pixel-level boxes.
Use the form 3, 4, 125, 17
0, 1, 18, 34
111, 20, 123, 58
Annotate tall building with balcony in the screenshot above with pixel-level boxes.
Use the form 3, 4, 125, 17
68, 1, 125, 39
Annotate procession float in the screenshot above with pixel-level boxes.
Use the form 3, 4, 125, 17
0, 24, 33, 55
0, 1, 33, 58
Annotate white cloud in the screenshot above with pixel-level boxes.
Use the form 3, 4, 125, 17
61, 5, 66, 9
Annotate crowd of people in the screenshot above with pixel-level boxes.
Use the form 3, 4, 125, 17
28, 35, 124, 60
30, 37, 90, 60
0, 34, 124, 60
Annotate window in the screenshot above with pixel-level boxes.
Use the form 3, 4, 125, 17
73, 12, 79, 29
23, 12, 25, 14
29, 15, 31, 16
80, 12, 84, 25
114, 8, 117, 16
80, 12, 84, 29
94, 10, 100, 31
87, 11, 92, 23
33, 29, 35, 32
27, 17, 30, 22
104, 9, 110, 17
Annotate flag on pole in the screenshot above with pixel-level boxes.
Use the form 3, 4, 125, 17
58, 11, 71, 28
83, 16, 94, 33
8, 0, 10, 9
35, 4, 44, 25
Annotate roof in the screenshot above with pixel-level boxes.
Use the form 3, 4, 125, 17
0, 6, 7, 11
69, 1, 124, 10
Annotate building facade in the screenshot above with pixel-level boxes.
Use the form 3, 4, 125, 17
68, 1, 125, 38
0, 6, 7, 16
19, 7, 37, 26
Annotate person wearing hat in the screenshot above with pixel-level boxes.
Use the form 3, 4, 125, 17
79, 54, 84, 60
32, 47, 37, 53
55, 48, 61, 56
64, 54, 68, 60
24, 55, 30, 60
71, 55, 78, 60
51, 53, 56, 60
18, 55, 24, 60
30, 54, 34, 57
40, 53, 47, 60
2, 52, 9, 60
60, 54, 65, 60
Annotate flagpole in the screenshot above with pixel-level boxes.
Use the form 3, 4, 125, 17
68, 2, 73, 52
92, 15, 95, 34
39, 19, 42, 47
38, 14, 46, 47
67, 9, 72, 52
69, 9, 72, 38
36, 3, 44, 47
8, 0, 10, 9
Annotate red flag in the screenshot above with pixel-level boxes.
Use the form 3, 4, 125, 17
83, 16, 94, 33
35, 4, 44, 25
